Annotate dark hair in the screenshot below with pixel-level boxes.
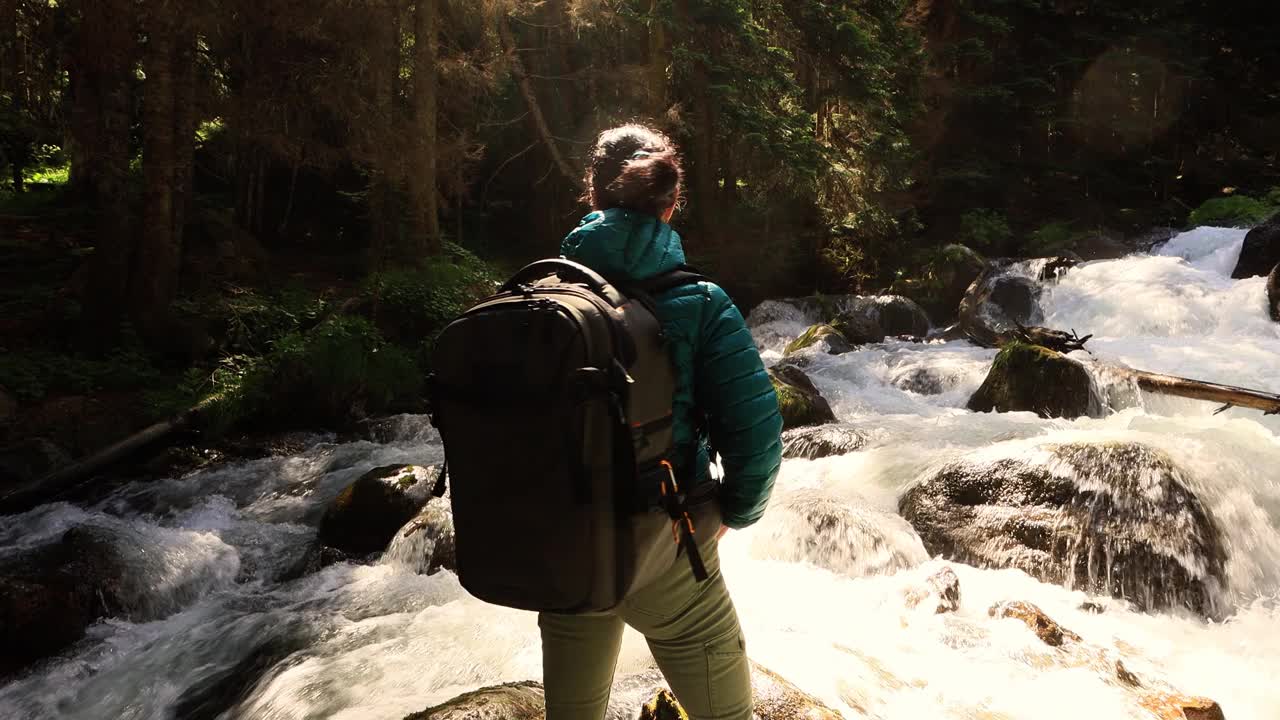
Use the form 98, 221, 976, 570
584, 124, 683, 217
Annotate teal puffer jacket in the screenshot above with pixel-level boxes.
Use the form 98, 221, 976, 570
561, 209, 783, 529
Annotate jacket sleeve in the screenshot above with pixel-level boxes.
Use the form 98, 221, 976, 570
694, 283, 783, 529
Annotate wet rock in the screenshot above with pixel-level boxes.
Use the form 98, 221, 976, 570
905, 566, 961, 614
1116, 659, 1143, 687
959, 271, 1043, 346
174, 635, 308, 720
1133, 227, 1180, 253
989, 601, 1082, 647
1267, 263, 1279, 322
1232, 212, 1280, 279
383, 496, 456, 575
785, 324, 854, 356
900, 442, 1227, 617
890, 366, 953, 395
769, 365, 836, 430
747, 299, 814, 329
932, 244, 989, 323
0, 437, 72, 488
1038, 256, 1080, 282
830, 313, 886, 346
639, 663, 841, 720
781, 424, 867, 460
836, 295, 931, 340
1079, 601, 1106, 614
317, 464, 434, 556
403, 682, 546, 720
751, 490, 927, 578
1071, 229, 1129, 261
1139, 693, 1226, 720
967, 342, 1097, 420
0, 524, 133, 675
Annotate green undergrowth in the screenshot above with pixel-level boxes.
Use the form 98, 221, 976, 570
1188, 192, 1279, 228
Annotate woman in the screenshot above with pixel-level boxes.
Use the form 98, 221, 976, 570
540, 124, 783, 720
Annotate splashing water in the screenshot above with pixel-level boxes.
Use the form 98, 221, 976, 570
2, 227, 1279, 719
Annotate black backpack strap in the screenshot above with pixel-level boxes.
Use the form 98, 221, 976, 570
634, 265, 709, 296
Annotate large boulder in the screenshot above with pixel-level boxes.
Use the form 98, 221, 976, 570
403, 682, 546, 720
968, 342, 1097, 419
0, 534, 111, 676
899, 442, 1228, 617
1232, 213, 1280, 279
381, 496, 456, 575
1267, 263, 1279, 322
928, 244, 989, 323
317, 465, 434, 557
768, 365, 837, 430
836, 295, 931, 340
784, 324, 854, 356
639, 663, 841, 720
750, 490, 928, 578
781, 424, 867, 460
958, 270, 1044, 347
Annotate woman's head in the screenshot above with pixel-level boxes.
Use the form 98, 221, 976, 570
584, 124, 683, 221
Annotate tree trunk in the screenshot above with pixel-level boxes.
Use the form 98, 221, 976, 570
171, 27, 197, 254
370, 0, 401, 270
77, 0, 137, 339
411, 0, 441, 257
1108, 367, 1280, 416
498, 16, 582, 192
132, 1, 178, 331
673, 0, 717, 240
647, 0, 668, 116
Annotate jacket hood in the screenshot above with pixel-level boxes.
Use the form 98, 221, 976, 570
560, 209, 686, 281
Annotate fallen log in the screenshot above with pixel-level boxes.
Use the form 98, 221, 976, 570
0, 400, 212, 515
1105, 366, 1280, 416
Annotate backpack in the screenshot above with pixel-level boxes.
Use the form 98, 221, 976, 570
427, 258, 712, 613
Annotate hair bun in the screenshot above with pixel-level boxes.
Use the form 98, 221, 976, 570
584, 125, 683, 216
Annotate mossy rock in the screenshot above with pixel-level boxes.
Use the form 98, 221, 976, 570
784, 324, 852, 356
317, 464, 433, 557
967, 342, 1095, 419
769, 365, 836, 430
403, 682, 545, 720
1267, 263, 1279, 322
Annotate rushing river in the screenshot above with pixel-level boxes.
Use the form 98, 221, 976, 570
2, 227, 1278, 720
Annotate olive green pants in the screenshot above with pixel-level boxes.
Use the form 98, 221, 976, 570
538, 529, 751, 720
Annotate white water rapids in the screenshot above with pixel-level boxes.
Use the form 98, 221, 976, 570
1, 227, 1278, 719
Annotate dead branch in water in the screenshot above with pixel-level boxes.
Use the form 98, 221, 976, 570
1104, 367, 1280, 416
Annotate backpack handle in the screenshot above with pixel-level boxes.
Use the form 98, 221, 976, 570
502, 259, 625, 306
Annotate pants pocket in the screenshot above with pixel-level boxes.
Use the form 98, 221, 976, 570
705, 625, 750, 719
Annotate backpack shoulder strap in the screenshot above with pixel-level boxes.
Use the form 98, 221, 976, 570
634, 265, 709, 296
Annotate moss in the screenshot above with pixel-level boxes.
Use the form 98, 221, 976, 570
639, 690, 688, 720
769, 366, 837, 429
784, 324, 847, 356
1188, 195, 1276, 228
